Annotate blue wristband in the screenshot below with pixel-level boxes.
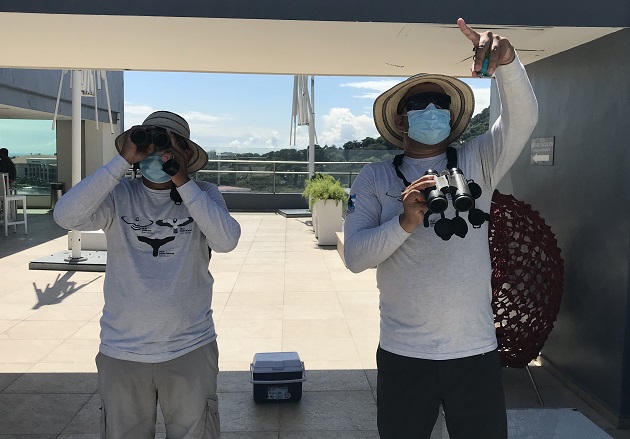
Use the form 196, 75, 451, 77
478, 58, 491, 77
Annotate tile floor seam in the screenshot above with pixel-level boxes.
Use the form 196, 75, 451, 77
0, 373, 22, 393
58, 390, 99, 437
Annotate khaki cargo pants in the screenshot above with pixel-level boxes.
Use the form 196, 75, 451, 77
96, 340, 220, 439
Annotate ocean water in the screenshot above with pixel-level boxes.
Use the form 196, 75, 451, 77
16, 186, 51, 196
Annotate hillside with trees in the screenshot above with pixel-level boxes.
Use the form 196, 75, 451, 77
200, 107, 489, 192
457, 106, 490, 144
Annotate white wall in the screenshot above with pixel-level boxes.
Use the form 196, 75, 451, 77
84, 119, 121, 177
56, 119, 123, 191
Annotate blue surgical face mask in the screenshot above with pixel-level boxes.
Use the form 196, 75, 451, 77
139, 153, 172, 184
405, 104, 451, 145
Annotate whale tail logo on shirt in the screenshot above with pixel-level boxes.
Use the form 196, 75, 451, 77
156, 217, 194, 233
121, 216, 154, 231
137, 236, 176, 257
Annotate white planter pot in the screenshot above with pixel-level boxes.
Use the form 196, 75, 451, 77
312, 202, 318, 238
313, 199, 343, 246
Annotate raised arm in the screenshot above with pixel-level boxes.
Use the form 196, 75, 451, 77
459, 18, 538, 187
177, 181, 241, 253
52, 155, 129, 231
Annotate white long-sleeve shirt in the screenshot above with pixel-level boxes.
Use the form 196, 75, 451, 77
54, 154, 241, 362
344, 55, 538, 360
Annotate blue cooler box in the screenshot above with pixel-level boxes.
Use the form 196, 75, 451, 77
250, 352, 305, 403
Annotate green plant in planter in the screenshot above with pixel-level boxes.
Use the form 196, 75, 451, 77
302, 173, 347, 211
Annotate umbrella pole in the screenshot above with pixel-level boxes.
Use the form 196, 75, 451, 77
67, 70, 86, 262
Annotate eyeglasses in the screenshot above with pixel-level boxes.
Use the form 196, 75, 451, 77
399, 92, 451, 113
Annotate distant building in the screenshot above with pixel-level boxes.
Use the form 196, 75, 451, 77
13, 155, 57, 184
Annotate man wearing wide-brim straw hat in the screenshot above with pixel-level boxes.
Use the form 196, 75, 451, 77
344, 18, 538, 439
54, 110, 241, 438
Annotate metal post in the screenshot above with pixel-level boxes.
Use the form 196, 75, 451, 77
308, 76, 315, 178
67, 70, 86, 262
308, 123, 315, 178
72, 70, 81, 187
217, 154, 221, 187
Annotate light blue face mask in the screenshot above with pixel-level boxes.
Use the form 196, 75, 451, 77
406, 104, 452, 145
139, 153, 171, 184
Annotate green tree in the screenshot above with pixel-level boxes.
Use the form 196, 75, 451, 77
458, 107, 490, 144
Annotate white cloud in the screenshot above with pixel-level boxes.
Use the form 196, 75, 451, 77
225, 130, 281, 151
266, 131, 280, 148
124, 102, 154, 114
317, 107, 378, 147
123, 102, 155, 129
124, 102, 231, 144
180, 111, 223, 124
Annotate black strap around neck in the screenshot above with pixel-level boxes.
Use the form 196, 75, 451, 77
392, 154, 411, 187
446, 146, 458, 170
392, 147, 458, 188
170, 183, 182, 205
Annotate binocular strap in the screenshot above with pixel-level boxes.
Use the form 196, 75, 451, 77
392, 147, 458, 188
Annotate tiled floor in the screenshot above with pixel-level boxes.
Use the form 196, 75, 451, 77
0, 210, 628, 438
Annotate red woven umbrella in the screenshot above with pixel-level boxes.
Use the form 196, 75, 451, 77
489, 190, 564, 369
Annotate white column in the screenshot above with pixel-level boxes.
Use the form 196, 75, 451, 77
72, 70, 82, 186
69, 70, 83, 260
308, 121, 315, 178
308, 76, 316, 178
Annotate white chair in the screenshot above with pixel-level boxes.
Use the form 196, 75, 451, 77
0, 172, 27, 237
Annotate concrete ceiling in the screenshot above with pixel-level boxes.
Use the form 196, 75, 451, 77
0, 12, 622, 77
0, 104, 70, 121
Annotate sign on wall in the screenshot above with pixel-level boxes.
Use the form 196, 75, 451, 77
530, 137, 555, 166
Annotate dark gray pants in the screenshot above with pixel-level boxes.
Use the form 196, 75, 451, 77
96, 340, 220, 439
376, 346, 507, 439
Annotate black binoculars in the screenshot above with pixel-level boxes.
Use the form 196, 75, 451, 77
422, 168, 488, 240
130, 127, 172, 151
423, 168, 479, 214
130, 127, 180, 176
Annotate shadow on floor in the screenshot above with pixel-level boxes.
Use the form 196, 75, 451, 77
0, 368, 625, 438
0, 210, 67, 259
0, 369, 379, 437
31, 272, 103, 309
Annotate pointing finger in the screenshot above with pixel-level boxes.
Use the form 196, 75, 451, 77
457, 18, 479, 45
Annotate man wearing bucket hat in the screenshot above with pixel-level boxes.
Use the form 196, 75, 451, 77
344, 18, 538, 439
54, 110, 241, 438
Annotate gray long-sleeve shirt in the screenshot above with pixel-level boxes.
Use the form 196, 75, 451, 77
344, 55, 538, 360
54, 154, 241, 362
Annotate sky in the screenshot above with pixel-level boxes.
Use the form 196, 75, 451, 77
0, 73, 490, 157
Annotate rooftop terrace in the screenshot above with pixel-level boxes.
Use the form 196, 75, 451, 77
0, 210, 628, 438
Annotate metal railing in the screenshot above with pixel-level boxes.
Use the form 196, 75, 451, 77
196, 159, 375, 194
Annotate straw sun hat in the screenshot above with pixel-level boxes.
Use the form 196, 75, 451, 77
373, 74, 475, 149
115, 110, 208, 173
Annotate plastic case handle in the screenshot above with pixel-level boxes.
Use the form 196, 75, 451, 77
249, 362, 306, 384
